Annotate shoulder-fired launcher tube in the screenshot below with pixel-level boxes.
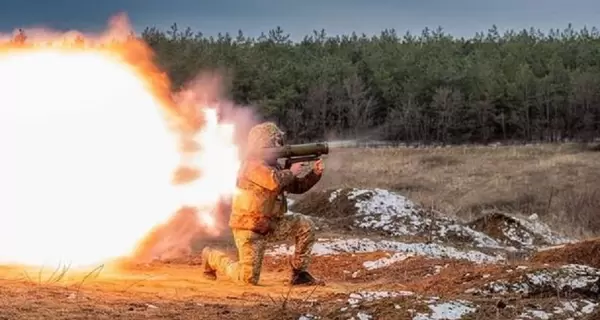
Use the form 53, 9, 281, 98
258, 142, 329, 169
267, 142, 329, 158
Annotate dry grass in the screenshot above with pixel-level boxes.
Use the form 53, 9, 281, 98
301, 142, 600, 238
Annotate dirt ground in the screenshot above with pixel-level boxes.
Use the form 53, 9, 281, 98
0, 253, 404, 320
2, 143, 600, 319
1, 242, 599, 320
531, 237, 600, 268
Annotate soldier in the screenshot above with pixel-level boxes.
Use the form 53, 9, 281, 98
201, 122, 324, 286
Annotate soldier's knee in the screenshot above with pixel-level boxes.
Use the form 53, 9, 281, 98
237, 259, 262, 285
244, 276, 259, 285
239, 268, 260, 285
298, 215, 316, 232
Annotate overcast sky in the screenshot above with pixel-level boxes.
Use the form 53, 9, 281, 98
0, 0, 598, 40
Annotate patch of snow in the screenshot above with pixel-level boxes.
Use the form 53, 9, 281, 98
581, 300, 598, 314
267, 238, 504, 264
527, 264, 600, 291
517, 309, 551, 320
328, 189, 342, 202
331, 188, 509, 250
351, 312, 372, 320
342, 291, 476, 320
483, 264, 600, 296
512, 215, 573, 246
550, 299, 599, 317
347, 291, 414, 308
298, 314, 319, 320
502, 221, 536, 247
413, 300, 477, 320
363, 253, 415, 270
482, 279, 529, 295
437, 223, 508, 250
554, 301, 578, 314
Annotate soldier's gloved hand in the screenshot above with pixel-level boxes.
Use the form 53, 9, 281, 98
254, 218, 272, 235
313, 159, 324, 175
290, 162, 303, 176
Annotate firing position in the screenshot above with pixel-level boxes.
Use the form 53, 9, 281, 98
201, 122, 324, 286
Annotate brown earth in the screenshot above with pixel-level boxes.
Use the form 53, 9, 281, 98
0, 260, 346, 320
466, 213, 519, 243
289, 188, 361, 234
1, 244, 594, 320
531, 238, 600, 268
3, 143, 600, 319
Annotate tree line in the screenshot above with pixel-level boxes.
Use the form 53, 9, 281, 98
8, 24, 600, 144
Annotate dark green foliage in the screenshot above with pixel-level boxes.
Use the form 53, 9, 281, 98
17, 24, 600, 144
147, 24, 600, 144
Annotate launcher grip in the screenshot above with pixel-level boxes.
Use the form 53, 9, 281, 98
282, 155, 321, 169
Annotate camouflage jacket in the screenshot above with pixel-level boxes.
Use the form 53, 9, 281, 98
229, 159, 321, 233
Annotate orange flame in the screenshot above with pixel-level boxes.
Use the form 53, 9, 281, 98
0, 14, 240, 268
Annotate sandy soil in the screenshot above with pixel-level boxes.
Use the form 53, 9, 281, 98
1, 240, 599, 320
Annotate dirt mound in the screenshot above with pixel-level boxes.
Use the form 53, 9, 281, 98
290, 188, 364, 219
292, 188, 509, 249
532, 238, 600, 268
466, 212, 572, 250
295, 189, 575, 254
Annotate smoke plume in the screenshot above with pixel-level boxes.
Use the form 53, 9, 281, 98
131, 72, 261, 263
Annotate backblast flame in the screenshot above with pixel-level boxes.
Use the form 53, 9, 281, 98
0, 15, 240, 269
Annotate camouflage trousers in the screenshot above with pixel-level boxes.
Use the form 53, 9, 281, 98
204, 212, 316, 285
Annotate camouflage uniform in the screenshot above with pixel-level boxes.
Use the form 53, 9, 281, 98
202, 122, 323, 285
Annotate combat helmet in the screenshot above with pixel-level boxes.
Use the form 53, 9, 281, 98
247, 122, 285, 149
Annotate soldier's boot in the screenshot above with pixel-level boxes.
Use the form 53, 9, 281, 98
290, 269, 324, 286
201, 247, 217, 280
